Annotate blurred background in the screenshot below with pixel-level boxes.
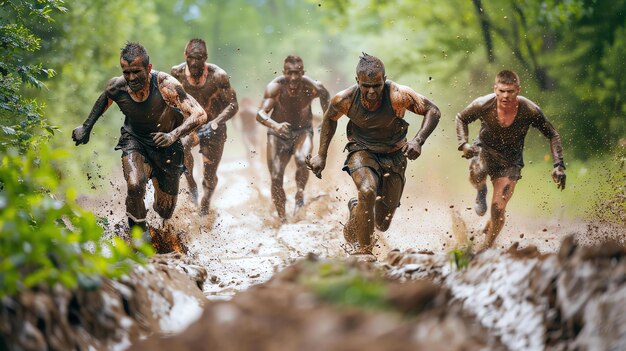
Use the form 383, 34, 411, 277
4, 0, 625, 223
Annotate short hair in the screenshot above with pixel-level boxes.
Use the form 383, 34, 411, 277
283, 55, 304, 70
356, 52, 385, 78
495, 70, 520, 86
120, 42, 149, 67
185, 38, 207, 56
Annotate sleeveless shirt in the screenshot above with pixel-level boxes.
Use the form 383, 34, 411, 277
109, 71, 182, 145
346, 81, 408, 153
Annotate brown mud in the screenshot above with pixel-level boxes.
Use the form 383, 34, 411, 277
4, 144, 624, 350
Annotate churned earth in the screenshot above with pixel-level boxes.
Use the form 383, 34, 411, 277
3, 141, 624, 350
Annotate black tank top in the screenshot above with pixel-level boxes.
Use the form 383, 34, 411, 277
110, 72, 182, 140
346, 81, 408, 153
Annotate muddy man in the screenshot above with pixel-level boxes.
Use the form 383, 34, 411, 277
170, 38, 239, 215
257, 55, 330, 222
72, 42, 207, 235
307, 53, 441, 255
456, 70, 566, 248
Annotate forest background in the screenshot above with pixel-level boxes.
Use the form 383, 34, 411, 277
2, 0, 625, 225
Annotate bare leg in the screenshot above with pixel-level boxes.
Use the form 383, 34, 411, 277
199, 133, 226, 215
181, 132, 200, 204
293, 131, 313, 213
374, 173, 404, 232
469, 153, 488, 216
151, 178, 185, 253
122, 152, 151, 228
266, 135, 292, 222
484, 177, 517, 247
345, 167, 379, 254
151, 178, 178, 220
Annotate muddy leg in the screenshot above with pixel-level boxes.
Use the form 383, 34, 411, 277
122, 152, 151, 227
267, 135, 291, 222
181, 133, 200, 205
374, 173, 403, 232
469, 153, 488, 216
346, 168, 378, 254
484, 177, 517, 247
152, 178, 186, 253
293, 131, 313, 214
199, 133, 226, 216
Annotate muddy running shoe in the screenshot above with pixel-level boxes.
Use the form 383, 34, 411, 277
475, 184, 488, 216
343, 197, 358, 243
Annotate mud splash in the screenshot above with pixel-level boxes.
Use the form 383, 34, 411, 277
131, 255, 506, 351
386, 235, 626, 351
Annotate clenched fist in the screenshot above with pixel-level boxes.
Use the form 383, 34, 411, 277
72, 125, 92, 145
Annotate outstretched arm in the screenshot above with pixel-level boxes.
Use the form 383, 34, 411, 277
156, 73, 207, 147
72, 80, 114, 145
211, 71, 239, 127
400, 87, 441, 160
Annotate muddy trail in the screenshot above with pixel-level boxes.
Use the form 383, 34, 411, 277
82, 149, 604, 299
3, 148, 624, 351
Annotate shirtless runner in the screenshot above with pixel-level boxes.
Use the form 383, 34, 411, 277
170, 38, 238, 215
307, 53, 441, 256
257, 55, 330, 222
456, 70, 566, 248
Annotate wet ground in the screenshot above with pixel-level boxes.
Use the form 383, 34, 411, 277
7, 145, 621, 350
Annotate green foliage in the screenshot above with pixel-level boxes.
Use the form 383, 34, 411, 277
0, 0, 63, 151
0, 0, 152, 298
299, 260, 390, 310
0, 141, 153, 297
449, 245, 473, 270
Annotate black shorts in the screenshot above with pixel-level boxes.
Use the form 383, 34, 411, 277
115, 128, 185, 196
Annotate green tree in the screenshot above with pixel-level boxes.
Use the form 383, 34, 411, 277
0, 0, 151, 297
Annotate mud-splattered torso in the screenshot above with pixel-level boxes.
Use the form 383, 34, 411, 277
345, 81, 409, 153
456, 94, 560, 167
270, 77, 321, 130
170, 63, 228, 122
107, 71, 182, 139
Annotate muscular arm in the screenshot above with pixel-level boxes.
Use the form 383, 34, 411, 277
306, 90, 351, 178
72, 79, 115, 145
256, 82, 281, 131
392, 84, 440, 159
315, 81, 331, 114
158, 73, 207, 141
317, 102, 340, 157
211, 71, 239, 126
405, 91, 441, 146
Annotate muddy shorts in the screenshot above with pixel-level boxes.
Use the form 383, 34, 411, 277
474, 144, 522, 181
267, 127, 313, 154
115, 128, 185, 196
342, 142, 407, 204
198, 125, 227, 156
